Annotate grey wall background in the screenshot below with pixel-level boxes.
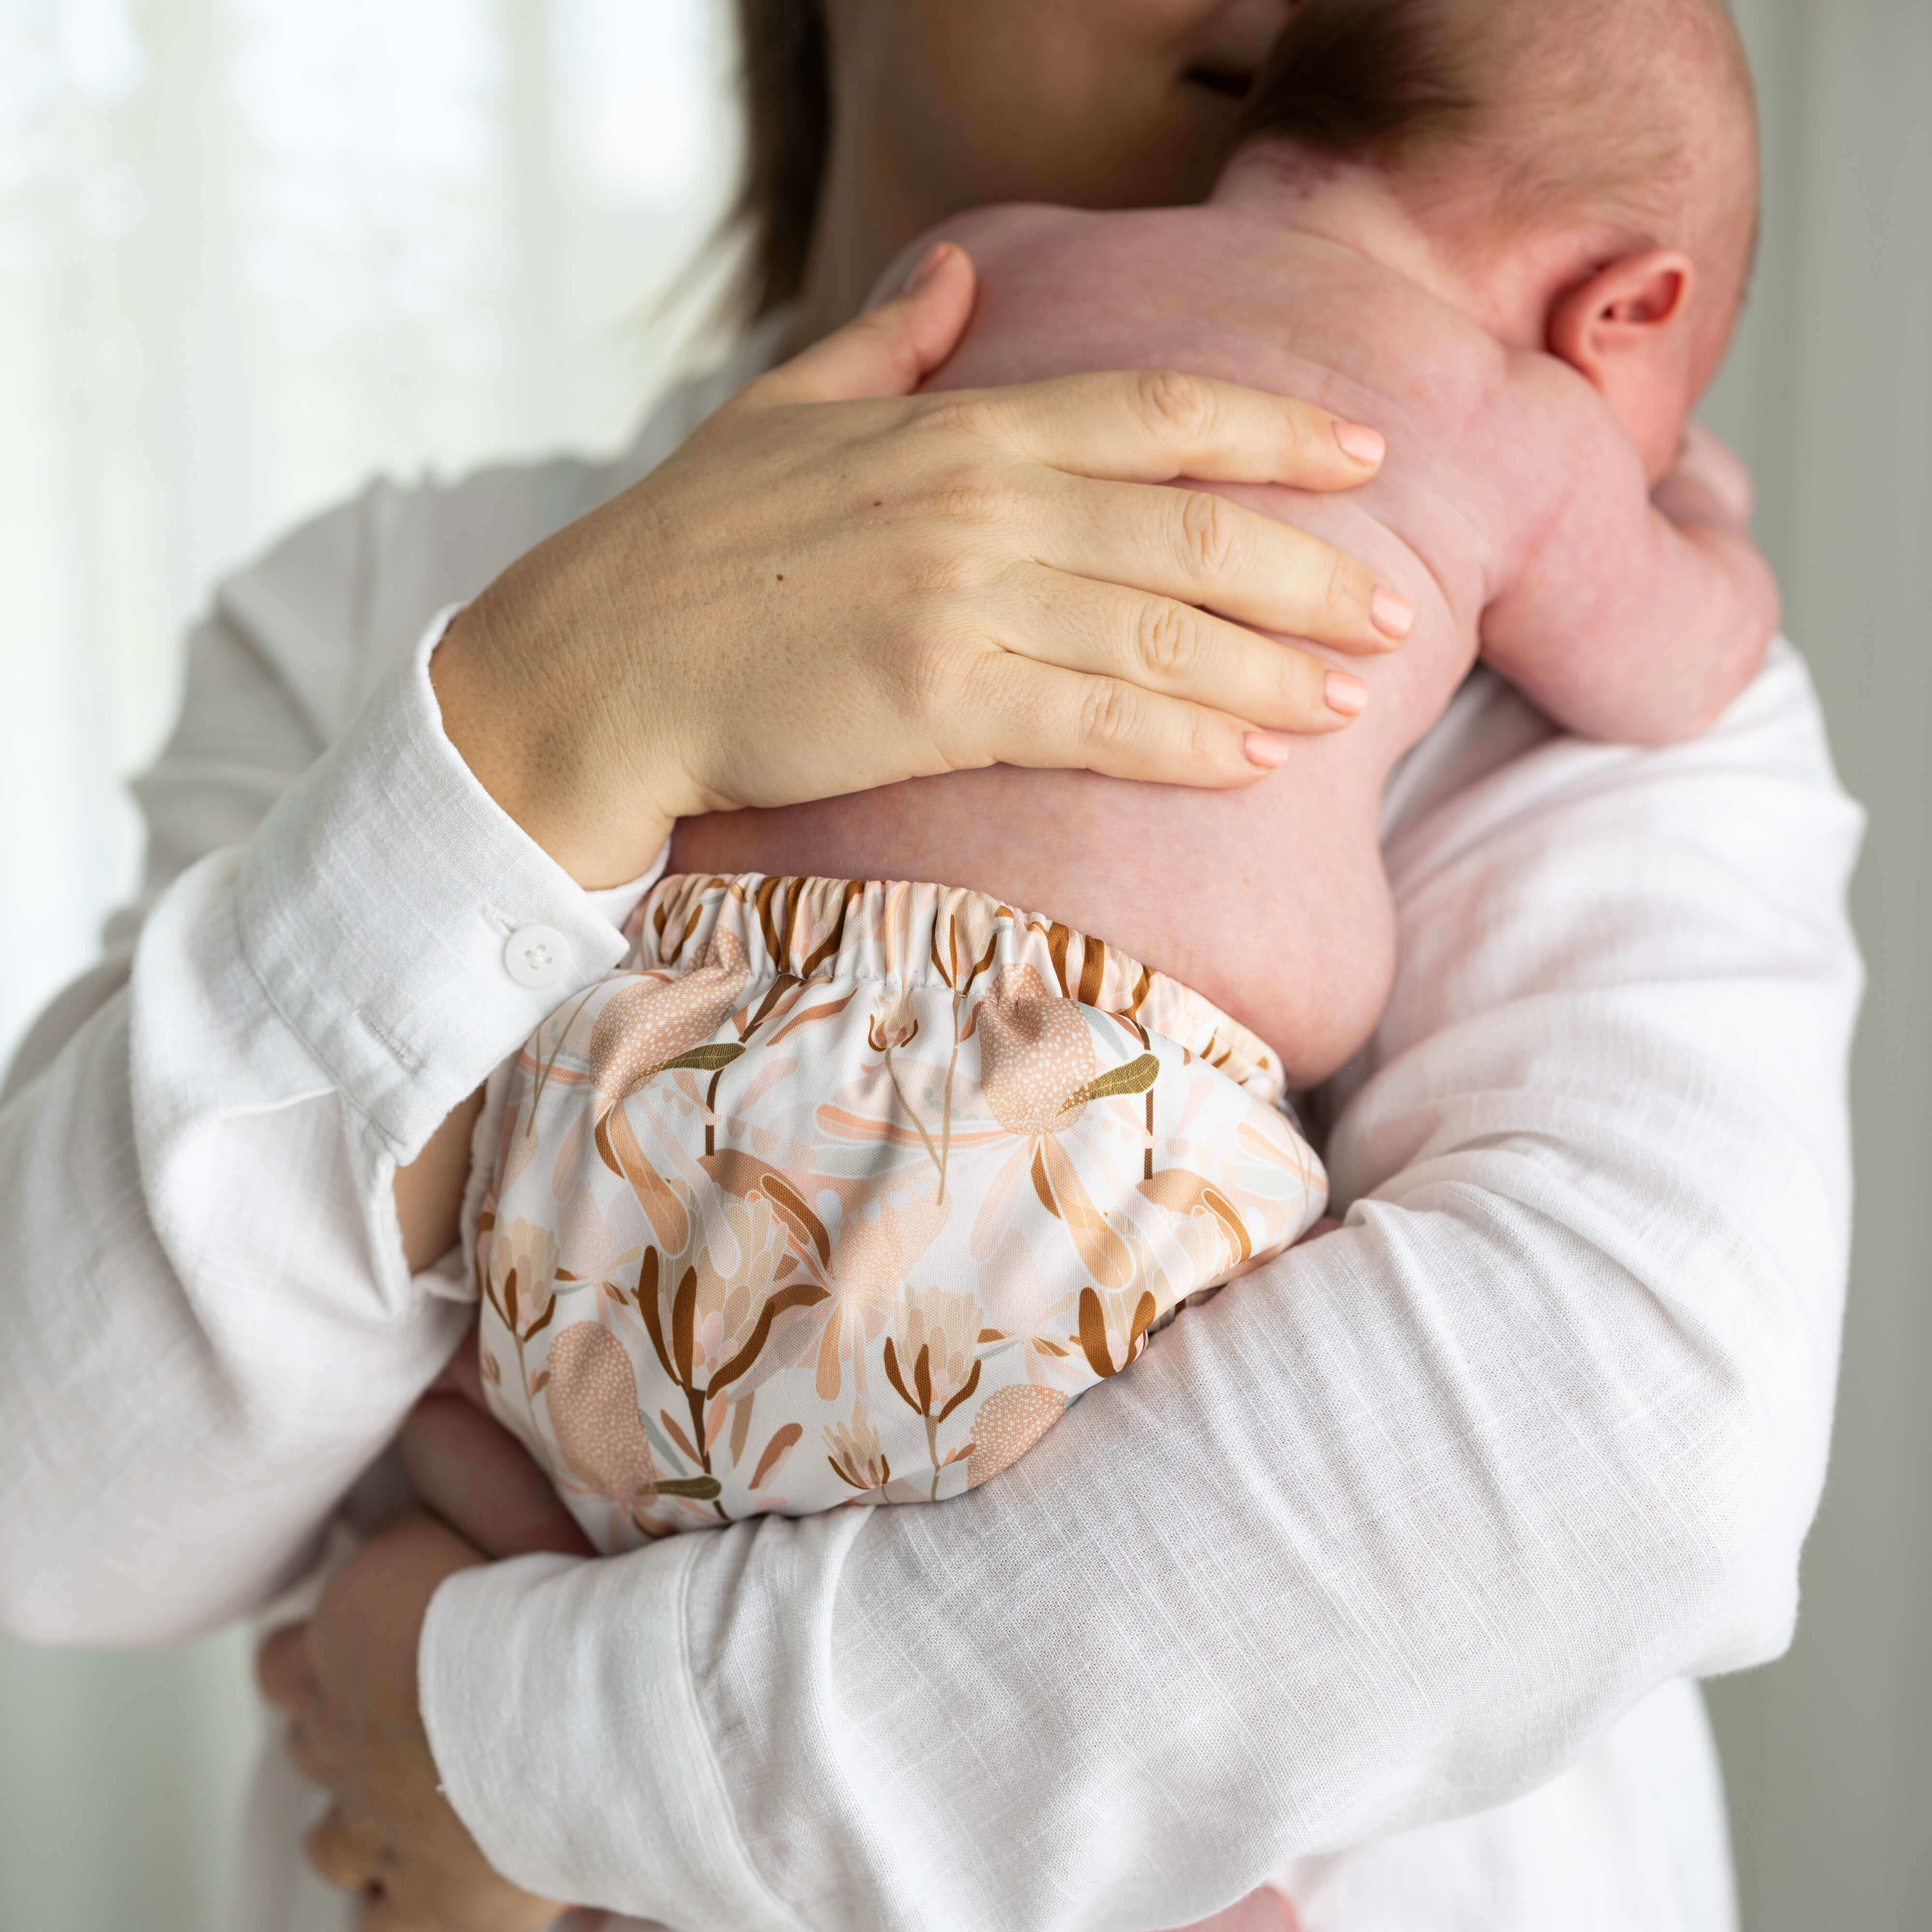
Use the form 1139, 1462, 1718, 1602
1, 2, 1927, 1927
1699, 3, 1932, 1927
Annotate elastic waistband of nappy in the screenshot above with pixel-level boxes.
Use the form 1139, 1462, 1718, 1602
628, 872, 1287, 1109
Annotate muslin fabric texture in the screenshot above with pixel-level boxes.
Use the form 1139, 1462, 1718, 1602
0, 313, 1861, 1931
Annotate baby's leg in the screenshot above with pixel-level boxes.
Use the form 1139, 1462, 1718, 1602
392, 1095, 591, 1558
398, 1322, 594, 1561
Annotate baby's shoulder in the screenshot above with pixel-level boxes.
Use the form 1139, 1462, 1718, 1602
1480, 347, 1653, 538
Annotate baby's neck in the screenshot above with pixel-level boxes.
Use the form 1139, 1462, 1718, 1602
1210, 142, 1588, 353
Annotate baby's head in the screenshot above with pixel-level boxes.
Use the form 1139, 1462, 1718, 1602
1226, 0, 1759, 479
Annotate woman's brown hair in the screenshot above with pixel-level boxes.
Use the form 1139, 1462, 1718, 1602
733, 0, 833, 319
1234, 0, 1479, 162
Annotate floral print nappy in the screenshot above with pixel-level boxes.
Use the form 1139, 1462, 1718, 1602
467, 873, 1326, 1550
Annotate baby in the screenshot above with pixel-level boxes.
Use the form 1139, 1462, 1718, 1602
414, 0, 1776, 1556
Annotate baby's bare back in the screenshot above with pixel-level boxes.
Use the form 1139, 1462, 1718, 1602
675, 203, 1541, 1084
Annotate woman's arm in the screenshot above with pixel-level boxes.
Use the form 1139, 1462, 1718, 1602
0, 260, 1398, 1648
0, 595, 631, 1642
417, 646, 1861, 1930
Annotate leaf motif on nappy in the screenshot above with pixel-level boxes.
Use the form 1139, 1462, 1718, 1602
751, 1421, 805, 1491
1035, 1136, 1134, 1288
595, 1104, 691, 1254
1135, 1170, 1253, 1266
1076, 1285, 1160, 1379
657, 1043, 746, 1073
760, 1173, 834, 1270
1066, 1052, 1160, 1108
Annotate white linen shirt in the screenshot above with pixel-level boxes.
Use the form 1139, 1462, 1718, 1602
0, 317, 1863, 1932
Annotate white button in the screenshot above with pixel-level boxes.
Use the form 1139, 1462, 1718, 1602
503, 924, 571, 990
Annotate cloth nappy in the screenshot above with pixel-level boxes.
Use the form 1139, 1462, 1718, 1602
467, 872, 1326, 1549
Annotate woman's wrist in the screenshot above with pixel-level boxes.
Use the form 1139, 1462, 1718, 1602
430, 574, 680, 891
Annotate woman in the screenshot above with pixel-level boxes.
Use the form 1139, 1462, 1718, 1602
0, 3, 1860, 1929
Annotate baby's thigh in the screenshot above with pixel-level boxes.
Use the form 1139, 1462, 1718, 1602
397, 1375, 595, 1561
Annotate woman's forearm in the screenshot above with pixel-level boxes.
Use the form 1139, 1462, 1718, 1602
0, 609, 635, 1645
420, 646, 1862, 1930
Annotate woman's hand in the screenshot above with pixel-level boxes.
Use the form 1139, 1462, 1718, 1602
257, 1514, 562, 1932
432, 244, 1408, 887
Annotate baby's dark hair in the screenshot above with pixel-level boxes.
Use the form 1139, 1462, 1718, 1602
1236, 0, 1483, 159
1236, 0, 1757, 277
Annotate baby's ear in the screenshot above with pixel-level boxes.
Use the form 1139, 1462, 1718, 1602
1548, 248, 1700, 479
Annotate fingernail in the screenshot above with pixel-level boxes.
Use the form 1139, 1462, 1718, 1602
901, 243, 949, 296
1333, 419, 1386, 467
1370, 586, 1414, 640
1244, 730, 1291, 769
1325, 671, 1368, 717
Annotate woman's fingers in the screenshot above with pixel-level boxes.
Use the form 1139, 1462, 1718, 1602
285, 1715, 345, 1788
1037, 472, 1410, 652
951, 651, 1281, 788
256, 1620, 318, 1715
749, 242, 978, 407
960, 367, 1387, 492
306, 1805, 393, 1894
984, 563, 1366, 731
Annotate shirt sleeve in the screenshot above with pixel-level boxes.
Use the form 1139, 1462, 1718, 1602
0, 591, 652, 1644
420, 644, 1863, 1932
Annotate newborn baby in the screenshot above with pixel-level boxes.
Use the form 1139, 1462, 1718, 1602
429, 0, 1776, 1552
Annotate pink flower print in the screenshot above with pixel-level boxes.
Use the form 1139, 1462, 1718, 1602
882, 1285, 986, 1497
824, 1402, 892, 1495
966, 1382, 1067, 1489
587, 925, 752, 1118
976, 964, 1099, 1136
813, 1190, 952, 1404
686, 1195, 794, 1392
833, 1191, 952, 1307
486, 1216, 560, 1338
890, 1287, 983, 1414
866, 984, 920, 1052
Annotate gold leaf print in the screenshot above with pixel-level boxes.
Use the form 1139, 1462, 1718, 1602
1066, 1052, 1160, 1107
659, 1043, 748, 1074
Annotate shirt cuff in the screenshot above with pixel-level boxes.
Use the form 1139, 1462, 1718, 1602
419, 1545, 804, 1930
234, 606, 666, 1158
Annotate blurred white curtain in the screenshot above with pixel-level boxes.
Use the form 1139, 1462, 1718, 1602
0, 0, 742, 1064
2, 1, 1928, 1929
0, 4, 739, 1927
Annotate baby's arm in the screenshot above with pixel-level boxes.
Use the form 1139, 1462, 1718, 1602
1481, 377, 1779, 745
393, 1087, 485, 1273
